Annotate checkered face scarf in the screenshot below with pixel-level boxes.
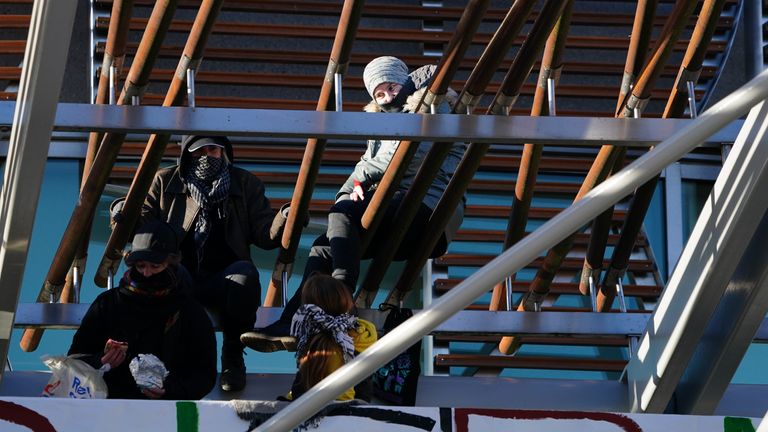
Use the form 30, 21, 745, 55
291, 304, 358, 364
182, 156, 230, 253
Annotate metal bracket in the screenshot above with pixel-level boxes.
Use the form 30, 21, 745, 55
547, 77, 557, 116
686, 80, 697, 119
324, 58, 338, 84
537, 65, 562, 88
109, 65, 117, 105
186, 68, 197, 109
676, 67, 701, 92
522, 291, 545, 311
491, 93, 518, 116
122, 81, 147, 104
281, 270, 289, 308
71, 256, 85, 303
587, 267, 602, 312
422, 91, 445, 112
270, 261, 293, 307
72, 266, 80, 303
615, 278, 628, 313
42, 281, 62, 303
459, 91, 482, 114
619, 71, 635, 101
175, 54, 191, 80
100, 52, 113, 85
504, 276, 513, 311
334, 72, 343, 112
626, 94, 649, 118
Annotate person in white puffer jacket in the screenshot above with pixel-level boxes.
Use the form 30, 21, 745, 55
242, 56, 466, 352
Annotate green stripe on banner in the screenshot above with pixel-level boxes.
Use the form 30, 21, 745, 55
176, 401, 199, 432
723, 416, 755, 432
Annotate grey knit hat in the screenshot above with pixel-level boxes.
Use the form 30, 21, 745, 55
363, 56, 410, 98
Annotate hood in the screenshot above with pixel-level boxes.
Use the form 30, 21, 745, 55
178, 135, 235, 174
363, 64, 458, 114
354, 318, 378, 352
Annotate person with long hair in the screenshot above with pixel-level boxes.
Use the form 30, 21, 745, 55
68, 220, 217, 399
288, 273, 377, 401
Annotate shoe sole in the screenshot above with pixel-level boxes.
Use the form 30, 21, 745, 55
220, 383, 245, 392
241, 332, 297, 353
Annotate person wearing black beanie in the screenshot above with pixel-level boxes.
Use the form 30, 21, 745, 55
68, 221, 217, 399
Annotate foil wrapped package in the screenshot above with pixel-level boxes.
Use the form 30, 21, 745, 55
129, 354, 169, 390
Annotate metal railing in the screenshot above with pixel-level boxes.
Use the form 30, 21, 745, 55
253, 67, 768, 432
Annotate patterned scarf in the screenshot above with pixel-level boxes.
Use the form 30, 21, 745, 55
291, 304, 358, 364
121, 267, 177, 297
182, 156, 230, 255
377, 77, 416, 113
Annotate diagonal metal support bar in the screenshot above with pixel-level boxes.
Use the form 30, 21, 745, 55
627, 100, 768, 414
675, 204, 768, 414
0, 0, 77, 379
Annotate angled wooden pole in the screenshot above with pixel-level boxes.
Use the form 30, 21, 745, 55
94, 0, 224, 288
523, 0, 699, 314
20, 0, 178, 352
265, 0, 365, 307
59, 0, 134, 303
384, 0, 570, 309
597, 0, 727, 312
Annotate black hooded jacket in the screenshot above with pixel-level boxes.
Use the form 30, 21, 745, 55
141, 136, 285, 275
68, 267, 217, 399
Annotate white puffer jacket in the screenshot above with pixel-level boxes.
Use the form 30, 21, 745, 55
337, 64, 466, 243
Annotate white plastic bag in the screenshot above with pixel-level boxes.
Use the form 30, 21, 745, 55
41, 354, 109, 399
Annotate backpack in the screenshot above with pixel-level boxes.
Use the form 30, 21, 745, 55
371, 304, 421, 405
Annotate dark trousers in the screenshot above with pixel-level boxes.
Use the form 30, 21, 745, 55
188, 260, 261, 352
280, 191, 447, 322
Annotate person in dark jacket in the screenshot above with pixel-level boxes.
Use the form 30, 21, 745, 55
241, 56, 465, 352
141, 135, 288, 392
68, 220, 217, 400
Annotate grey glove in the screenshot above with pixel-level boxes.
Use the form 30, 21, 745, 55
109, 197, 127, 231
269, 204, 309, 241
269, 204, 290, 241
